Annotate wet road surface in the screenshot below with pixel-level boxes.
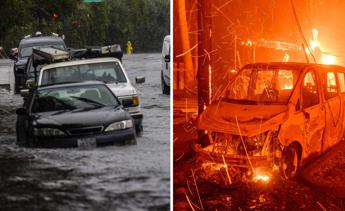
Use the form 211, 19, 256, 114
0, 54, 170, 210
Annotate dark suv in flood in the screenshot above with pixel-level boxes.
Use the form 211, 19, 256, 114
13, 35, 66, 92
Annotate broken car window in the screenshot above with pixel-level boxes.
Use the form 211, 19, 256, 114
337, 72, 345, 93
302, 71, 319, 108
225, 66, 299, 104
325, 72, 338, 99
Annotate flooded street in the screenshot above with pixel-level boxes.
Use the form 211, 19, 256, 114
0, 54, 170, 210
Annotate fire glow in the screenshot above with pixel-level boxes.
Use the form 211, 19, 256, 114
321, 54, 336, 65
253, 168, 272, 183
308, 28, 337, 65
255, 174, 270, 182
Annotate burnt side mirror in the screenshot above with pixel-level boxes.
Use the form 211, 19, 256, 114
135, 76, 145, 84
16, 108, 27, 116
164, 55, 170, 63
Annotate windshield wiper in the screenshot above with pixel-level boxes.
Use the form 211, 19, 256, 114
71, 96, 105, 107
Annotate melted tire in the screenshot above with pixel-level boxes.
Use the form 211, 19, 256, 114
280, 145, 300, 179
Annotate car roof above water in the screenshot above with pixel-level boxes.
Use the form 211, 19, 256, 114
19, 36, 65, 47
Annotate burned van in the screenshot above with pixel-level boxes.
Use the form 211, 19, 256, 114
198, 62, 345, 183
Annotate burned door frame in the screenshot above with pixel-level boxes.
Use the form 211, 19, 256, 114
321, 68, 344, 151
299, 68, 325, 161
278, 67, 325, 164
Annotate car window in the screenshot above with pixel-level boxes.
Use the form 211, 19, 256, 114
225, 67, 299, 104
41, 62, 127, 86
31, 85, 118, 113
302, 71, 319, 108
337, 72, 345, 93
324, 72, 338, 99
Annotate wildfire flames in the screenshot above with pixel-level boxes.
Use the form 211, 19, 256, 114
308, 28, 337, 65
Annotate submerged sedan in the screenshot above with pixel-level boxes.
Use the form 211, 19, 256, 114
16, 81, 136, 147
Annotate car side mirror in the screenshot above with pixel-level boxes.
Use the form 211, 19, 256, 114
26, 79, 35, 89
16, 108, 27, 116
164, 55, 170, 63
135, 76, 145, 84
20, 89, 30, 97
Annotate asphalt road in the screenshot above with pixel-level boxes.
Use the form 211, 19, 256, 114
0, 53, 170, 211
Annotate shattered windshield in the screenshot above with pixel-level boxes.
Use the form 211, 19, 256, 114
41, 62, 127, 86
223, 66, 300, 104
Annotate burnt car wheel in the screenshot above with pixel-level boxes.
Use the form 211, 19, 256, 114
281, 145, 300, 179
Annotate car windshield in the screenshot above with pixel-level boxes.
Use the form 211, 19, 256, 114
40, 62, 127, 86
223, 66, 301, 104
20, 44, 65, 58
31, 84, 119, 113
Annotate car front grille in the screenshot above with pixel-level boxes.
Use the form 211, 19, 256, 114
67, 126, 104, 136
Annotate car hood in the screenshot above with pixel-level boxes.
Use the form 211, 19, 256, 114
107, 82, 137, 97
15, 58, 28, 67
198, 101, 289, 137
34, 106, 130, 128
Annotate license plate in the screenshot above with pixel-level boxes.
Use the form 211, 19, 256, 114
77, 138, 96, 148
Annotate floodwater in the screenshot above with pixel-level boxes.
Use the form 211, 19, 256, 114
0, 54, 170, 210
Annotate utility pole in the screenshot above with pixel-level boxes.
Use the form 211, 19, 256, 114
197, 0, 212, 146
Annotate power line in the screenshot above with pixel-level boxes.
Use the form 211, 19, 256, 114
290, 0, 316, 63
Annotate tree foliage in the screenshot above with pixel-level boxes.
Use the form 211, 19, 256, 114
0, 0, 170, 52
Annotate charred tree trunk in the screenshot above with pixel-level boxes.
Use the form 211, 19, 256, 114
176, 0, 195, 91
197, 0, 212, 146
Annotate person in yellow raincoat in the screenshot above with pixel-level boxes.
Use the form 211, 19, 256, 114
127, 41, 133, 54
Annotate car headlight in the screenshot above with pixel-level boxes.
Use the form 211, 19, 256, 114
133, 95, 139, 106
33, 128, 66, 136
105, 119, 133, 132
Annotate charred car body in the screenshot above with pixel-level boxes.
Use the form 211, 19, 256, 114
198, 62, 345, 183
16, 81, 136, 147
